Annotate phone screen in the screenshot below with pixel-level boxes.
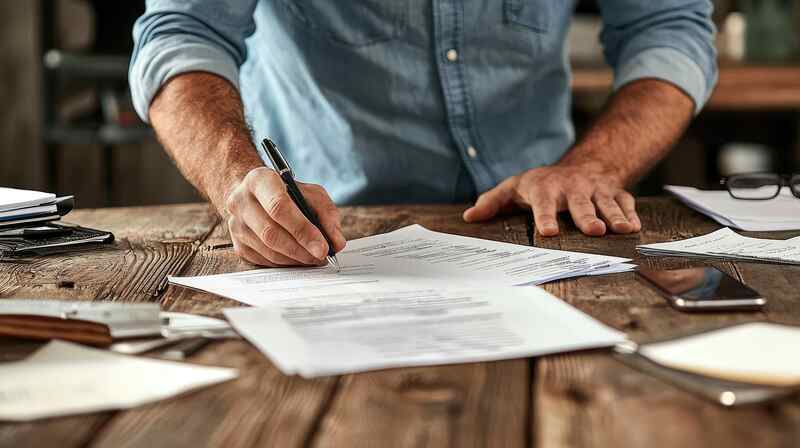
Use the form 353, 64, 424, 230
637, 267, 762, 302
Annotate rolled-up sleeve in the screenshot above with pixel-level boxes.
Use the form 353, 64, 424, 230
598, 0, 718, 114
129, 0, 258, 122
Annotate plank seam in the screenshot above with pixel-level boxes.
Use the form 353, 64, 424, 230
300, 377, 342, 448
82, 211, 223, 447
163, 214, 222, 285
527, 358, 536, 448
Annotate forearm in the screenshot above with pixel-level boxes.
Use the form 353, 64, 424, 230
560, 79, 695, 186
149, 72, 263, 212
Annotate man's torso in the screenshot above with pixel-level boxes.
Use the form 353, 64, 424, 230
241, 0, 576, 204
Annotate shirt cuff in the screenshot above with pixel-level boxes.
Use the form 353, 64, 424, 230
613, 47, 710, 115
130, 40, 241, 123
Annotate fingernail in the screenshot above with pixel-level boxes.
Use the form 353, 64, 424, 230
309, 241, 326, 259
613, 220, 630, 229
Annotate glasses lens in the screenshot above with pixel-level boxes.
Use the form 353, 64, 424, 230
791, 174, 800, 198
727, 173, 781, 199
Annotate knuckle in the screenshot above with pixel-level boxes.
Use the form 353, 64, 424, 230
245, 168, 280, 192
265, 194, 290, 218
593, 191, 613, 202
569, 197, 592, 207
259, 225, 281, 247
282, 243, 305, 260
233, 244, 246, 259
226, 215, 238, 231
295, 222, 318, 243
225, 192, 242, 214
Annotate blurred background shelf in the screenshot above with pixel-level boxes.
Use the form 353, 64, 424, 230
43, 50, 130, 80
0, 0, 797, 208
43, 124, 153, 146
573, 64, 800, 111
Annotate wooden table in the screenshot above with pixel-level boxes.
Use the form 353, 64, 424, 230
2, 198, 800, 447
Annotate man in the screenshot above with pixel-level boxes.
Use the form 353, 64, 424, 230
130, 1, 717, 266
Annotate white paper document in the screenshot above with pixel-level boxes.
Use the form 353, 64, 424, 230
639, 323, 800, 386
0, 187, 56, 212
637, 227, 800, 265
224, 286, 626, 377
0, 341, 238, 421
665, 185, 800, 231
170, 224, 633, 306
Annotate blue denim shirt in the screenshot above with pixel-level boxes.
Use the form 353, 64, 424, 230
130, 1, 717, 205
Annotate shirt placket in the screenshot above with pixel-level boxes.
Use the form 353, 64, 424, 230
432, 0, 494, 193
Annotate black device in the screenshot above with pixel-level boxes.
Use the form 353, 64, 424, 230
260, 138, 340, 270
0, 223, 114, 257
0, 225, 73, 239
638, 267, 765, 311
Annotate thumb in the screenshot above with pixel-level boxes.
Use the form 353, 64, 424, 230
463, 182, 515, 222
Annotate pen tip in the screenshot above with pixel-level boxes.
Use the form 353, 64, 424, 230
328, 256, 341, 273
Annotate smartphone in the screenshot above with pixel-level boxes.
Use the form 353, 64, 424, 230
637, 267, 765, 312
0, 225, 73, 239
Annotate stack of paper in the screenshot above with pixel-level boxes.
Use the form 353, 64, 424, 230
169, 224, 633, 377
0, 341, 238, 421
0, 187, 76, 228
0, 187, 59, 226
639, 323, 800, 386
665, 185, 800, 231
223, 286, 626, 378
171, 224, 635, 307
637, 227, 800, 265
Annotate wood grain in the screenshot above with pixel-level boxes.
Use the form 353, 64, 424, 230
91, 208, 335, 448
0, 204, 218, 302
310, 205, 532, 448
3, 199, 800, 447
532, 197, 800, 448
0, 204, 218, 448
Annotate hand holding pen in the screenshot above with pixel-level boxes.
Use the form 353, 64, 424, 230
221, 139, 346, 268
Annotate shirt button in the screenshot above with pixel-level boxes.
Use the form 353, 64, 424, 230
446, 49, 459, 62
467, 146, 478, 158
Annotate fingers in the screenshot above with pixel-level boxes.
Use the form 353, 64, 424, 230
526, 187, 560, 237
232, 239, 274, 266
615, 191, 642, 232
248, 172, 328, 259
463, 179, 516, 222
593, 191, 634, 234
299, 183, 347, 252
230, 213, 320, 266
230, 217, 302, 266
566, 193, 607, 236
226, 167, 347, 266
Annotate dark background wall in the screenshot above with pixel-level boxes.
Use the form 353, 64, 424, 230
0, 0, 200, 208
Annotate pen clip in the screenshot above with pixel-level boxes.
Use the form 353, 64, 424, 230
262, 138, 293, 178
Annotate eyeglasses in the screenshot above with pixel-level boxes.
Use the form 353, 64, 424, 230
720, 173, 800, 200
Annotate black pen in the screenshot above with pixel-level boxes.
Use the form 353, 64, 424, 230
261, 138, 341, 271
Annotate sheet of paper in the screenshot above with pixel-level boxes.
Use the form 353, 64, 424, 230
224, 286, 626, 378
170, 224, 632, 306
0, 340, 238, 421
665, 185, 800, 231
0, 187, 56, 212
637, 228, 800, 264
639, 323, 800, 386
